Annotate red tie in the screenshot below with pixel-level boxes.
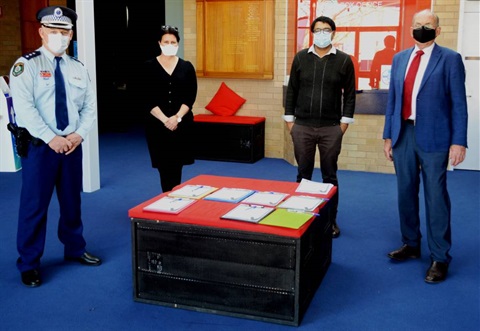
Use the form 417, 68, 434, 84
402, 50, 424, 120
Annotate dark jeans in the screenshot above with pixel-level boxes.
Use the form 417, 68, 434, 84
291, 124, 343, 222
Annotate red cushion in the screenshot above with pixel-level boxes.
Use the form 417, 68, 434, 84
194, 114, 265, 125
205, 82, 246, 116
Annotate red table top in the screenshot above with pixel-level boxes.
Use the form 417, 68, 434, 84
128, 175, 336, 238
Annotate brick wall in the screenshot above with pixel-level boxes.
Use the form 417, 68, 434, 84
0, 0, 67, 76
184, 0, 290, 160
432, 0, 461, 50
0, 0, 21, 76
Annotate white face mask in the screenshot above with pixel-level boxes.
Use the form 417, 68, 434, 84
47, 33, 70, 54
160, 44, 178, 57
313, 32, 332, 49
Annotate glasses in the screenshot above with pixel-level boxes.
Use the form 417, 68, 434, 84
413, 24, 436, 30
313, 28, 333, 34
161, 25, 178, 32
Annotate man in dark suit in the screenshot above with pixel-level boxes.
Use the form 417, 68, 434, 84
383, 9, 468, 284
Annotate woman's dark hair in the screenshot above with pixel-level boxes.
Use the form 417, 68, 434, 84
310, 16, 336, 33
158, 25, 180, 42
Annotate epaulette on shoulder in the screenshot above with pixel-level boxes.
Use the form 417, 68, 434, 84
68, 55, 85, 66
23, 51, 41, 60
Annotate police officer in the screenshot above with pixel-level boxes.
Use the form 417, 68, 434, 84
9, 6, 101, 288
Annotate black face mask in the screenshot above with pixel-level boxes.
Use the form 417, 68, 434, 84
413, 26, 436, 43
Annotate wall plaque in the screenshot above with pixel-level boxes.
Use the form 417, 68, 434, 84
196, 0, 274, 79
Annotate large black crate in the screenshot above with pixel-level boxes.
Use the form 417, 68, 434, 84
131, 198, 332, 326
192, 119, 265, 163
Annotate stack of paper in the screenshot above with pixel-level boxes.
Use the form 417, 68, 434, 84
241, 191, 288, 207
277, 195, 325, 212
296, 178, 334, 195
143, 196, 197, 214
221, 204, 275, 223
204, 187, 255, 203
168, 185, 218, 199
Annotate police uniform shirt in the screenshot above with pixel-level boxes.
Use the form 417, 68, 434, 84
9, 46, 96, 144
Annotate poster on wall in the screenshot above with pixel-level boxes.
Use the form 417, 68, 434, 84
0, 76, 22, 172
296, 0, 403, 90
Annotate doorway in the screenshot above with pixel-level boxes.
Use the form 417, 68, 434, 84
92, 0, 166, 132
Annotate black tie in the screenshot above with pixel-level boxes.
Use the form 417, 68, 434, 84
55, 56, 68, 130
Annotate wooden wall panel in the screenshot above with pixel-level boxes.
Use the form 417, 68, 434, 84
19, 0, 48, 54
196, 0, 274, 79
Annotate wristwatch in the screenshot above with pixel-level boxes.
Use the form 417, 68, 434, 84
176, 116, 182, 123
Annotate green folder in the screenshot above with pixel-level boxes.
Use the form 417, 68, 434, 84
259, 208, 314, 229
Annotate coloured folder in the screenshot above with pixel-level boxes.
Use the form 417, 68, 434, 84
259, 208, 314, 229
204, 187, 255, 203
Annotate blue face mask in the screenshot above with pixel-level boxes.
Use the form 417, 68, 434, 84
313, 32, 332, 48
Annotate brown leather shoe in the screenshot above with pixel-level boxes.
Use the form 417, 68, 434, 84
332, 222, 340, 238
425, 261, 448, 284
387, 244, 421, 261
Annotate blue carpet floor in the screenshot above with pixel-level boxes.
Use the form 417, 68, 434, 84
0, 127, 479, 330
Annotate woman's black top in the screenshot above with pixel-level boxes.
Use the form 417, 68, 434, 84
141, 57, 198, 168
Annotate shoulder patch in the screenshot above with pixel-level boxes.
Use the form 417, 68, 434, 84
23, 51, 41, 60
12, 63, 24, 77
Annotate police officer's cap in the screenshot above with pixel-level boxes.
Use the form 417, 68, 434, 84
37, 6, 77, 30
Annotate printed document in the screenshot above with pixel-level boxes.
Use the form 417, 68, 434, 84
143, 196, 197, 214
277, 195, 325, 212
296, 178, 334, 194
241, 191, 288, 206
168, 185, 218, 199
221, 204, 275, 223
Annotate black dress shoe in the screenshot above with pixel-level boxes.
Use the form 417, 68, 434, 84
332, 222, 341, 238
425, 261, 448, 284
65, 252, 102, 266
21, 269, 41, 287
387, 244, 421, 261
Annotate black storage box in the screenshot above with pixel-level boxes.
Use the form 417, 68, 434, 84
131, 199, 332, 326
192, 115, 265, 163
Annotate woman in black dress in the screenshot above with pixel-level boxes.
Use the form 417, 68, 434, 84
141, 25, 198, 192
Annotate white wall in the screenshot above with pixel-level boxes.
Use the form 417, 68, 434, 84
166, 0, 184, 58
76, 0, 101, 191
457, 0, 480, 170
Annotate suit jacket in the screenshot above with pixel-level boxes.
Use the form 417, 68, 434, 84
383, 44, 468, 152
